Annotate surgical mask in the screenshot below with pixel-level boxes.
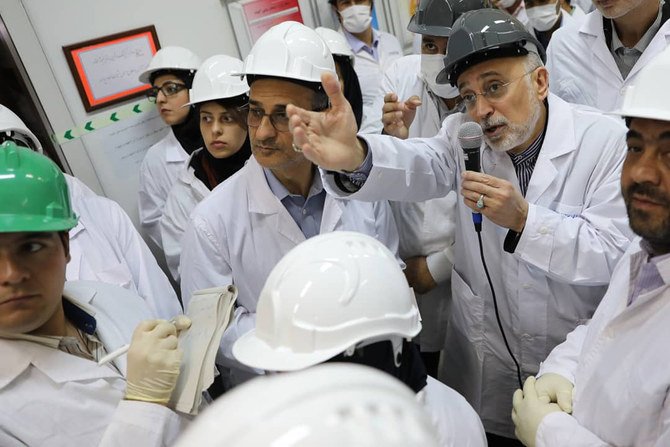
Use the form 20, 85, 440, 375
341, 5, 372, 34
420, 54, 459, 99
497, 0, 517, 9
526, 3, 560, 31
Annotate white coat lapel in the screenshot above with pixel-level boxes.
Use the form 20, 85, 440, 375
581, 13, 622, 82
321, 195, 345, 233
524, 95, 577, 203
245, 157, 306, 245
626, 21, 670, 82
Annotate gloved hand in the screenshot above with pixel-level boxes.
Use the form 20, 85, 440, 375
512, 376, 562, 447
124, 316, 192, 405
535, 373, 574, 413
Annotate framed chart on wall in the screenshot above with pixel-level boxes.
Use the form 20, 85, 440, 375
63, 26, 160, 112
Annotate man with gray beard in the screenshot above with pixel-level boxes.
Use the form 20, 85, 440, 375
287, 9, 634, 445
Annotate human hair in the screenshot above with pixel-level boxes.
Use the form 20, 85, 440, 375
523, 51, 544, 73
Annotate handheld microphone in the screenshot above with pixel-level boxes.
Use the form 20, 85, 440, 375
458, 122, 484, 231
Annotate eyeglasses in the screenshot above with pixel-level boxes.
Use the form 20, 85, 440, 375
146, 82, 187, 102
460, 69, 536, 110
243, 104, 329, 132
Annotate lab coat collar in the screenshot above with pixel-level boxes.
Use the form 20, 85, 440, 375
579, 12, 623, 80
165, 128, 190, 163
523, 94, 577, 203
0, 284, 123, 390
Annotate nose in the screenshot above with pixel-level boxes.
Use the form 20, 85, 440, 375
254, 114, 277, 141
0, 254, 29, 286
156, 89, 167, 104
470, 95, 494, 122
211, 120, 224, 136
627, 148, 662, 186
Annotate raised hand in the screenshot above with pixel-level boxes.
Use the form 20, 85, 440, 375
287, 72, 367, 172
382, 93, 422, 140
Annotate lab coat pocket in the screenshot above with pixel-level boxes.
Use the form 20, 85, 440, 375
550, 201, 583, 218
450, 269, 485, 345
95, 262, 136, 293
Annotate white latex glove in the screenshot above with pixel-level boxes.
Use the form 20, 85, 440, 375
535, 373, 574, 413
512, 376, 562, 447
124, 316, 192, 405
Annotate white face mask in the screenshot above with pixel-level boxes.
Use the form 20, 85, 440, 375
526, 3, 560, 31
420, 54, 460, 99
497, 0, 518, 9
341, 5, 372, 34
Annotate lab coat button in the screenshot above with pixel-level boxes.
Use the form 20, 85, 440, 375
539, 226, 549, 235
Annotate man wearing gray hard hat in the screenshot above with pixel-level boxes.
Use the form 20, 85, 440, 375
287, 8, 633, 444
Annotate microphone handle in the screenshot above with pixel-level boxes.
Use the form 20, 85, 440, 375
464, 147, 481, 173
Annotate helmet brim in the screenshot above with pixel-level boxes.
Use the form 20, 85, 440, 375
407, 19, 453, 37
607, 107, 670, 123
232, 330, 347, 372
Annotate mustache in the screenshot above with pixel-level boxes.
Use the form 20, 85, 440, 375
625, 183, 670, 206
252, 138, 277, 149
480, 115, 508, 130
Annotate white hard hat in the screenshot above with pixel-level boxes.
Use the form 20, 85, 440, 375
0, 105, 42, 152
233, 231, 421, 371
172, 363, 440, 447
611, 46, 670, 122
315, 26, 355, 64
138, 46, 202, 84
186, 55, 249, 106
240, 21, 336, 83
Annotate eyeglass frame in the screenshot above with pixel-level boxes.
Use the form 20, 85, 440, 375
459, 68, 538, 110
242, 103, 329, 132
146, 82, 188, 103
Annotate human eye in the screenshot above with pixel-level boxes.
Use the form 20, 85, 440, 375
221, 114, 235, 123
422, 42, 438, 53
164, 83, 182, 95
461, 92, 476, 105
485, 81, 505, 95
200, 114, 212, 124
273, 110, 289, 125
22, 241, 45, 254
626, 141, 643, 153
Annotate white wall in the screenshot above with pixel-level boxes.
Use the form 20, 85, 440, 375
3, 0, 240, 226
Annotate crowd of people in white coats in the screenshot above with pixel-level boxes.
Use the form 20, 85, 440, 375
1, 0, 669, 445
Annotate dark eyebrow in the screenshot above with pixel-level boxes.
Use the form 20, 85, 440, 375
19, 233, 54, 241
660, 131, 670, 140
626, 130, 643, 139
248, 99, 263, 107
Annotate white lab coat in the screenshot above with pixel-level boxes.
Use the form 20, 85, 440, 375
419, 376, 487, 447
382, 55, 458, 352
139, 129, 191, 249
160, 150, 210, 282
321, 94, 634, 436
546, 9, 670, 111
67, 191, 182, 320
0, 280, 186, 446
179, 156, 400, 381
342, 27, 403, 134
536, 239, 670, 446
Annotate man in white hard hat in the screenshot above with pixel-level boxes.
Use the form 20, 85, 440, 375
233, 232, 487, 447
328, 0, 403, 134
138, 46, 202, 250
287, 9, 633, 443
546, 0, 669, 111
174, 363, 441, 447
179, 21, 399, 387
0, 105, 181, 320
512, 46, 670, 447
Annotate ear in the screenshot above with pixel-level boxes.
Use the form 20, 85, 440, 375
534, 66, 550, 101
58, 231, 71, 263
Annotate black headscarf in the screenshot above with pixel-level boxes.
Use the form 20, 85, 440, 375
334, 55, 363, 130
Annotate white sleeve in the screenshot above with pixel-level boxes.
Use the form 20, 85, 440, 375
321, 131, 456, 202
426, 246, 454, 285
160, 185, 193, 282
514, 135, 632, 285
537, 324, 588, 384
138, 158, 165, 250
373, 200, 401, 260
107, 199, 182, 319
98, 400, 185, 447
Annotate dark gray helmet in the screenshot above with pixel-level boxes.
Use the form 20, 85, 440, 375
436, 9, 546, 86
407, 0, 491, 37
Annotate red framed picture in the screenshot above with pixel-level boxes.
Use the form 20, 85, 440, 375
63, 26, 160, 112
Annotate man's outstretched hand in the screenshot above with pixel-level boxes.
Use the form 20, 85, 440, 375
288, 72, 366, 172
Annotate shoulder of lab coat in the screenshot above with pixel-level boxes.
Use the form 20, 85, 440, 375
0, 280, 183, 447
138, 128, 190, 248
514, 94, 633, 284
419, 376, 487, 447
547, 10, 670, 110
160, 150, 210, 282
382, 54, 422, 99
71, 194, 182, 319
321, 112, 462, 202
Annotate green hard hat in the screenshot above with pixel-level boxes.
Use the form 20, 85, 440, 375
0, 141, 78, 232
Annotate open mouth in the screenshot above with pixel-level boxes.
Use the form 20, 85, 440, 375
484, 124, 506, 138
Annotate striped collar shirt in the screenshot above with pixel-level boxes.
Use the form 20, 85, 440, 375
507, 130, 545, 197
627, 240, 670, 306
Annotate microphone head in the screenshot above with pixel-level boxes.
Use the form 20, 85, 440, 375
458, 122, 483, 150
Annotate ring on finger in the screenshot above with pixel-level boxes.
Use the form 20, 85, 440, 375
292, 143, 302, 153
476, 194, 485, 209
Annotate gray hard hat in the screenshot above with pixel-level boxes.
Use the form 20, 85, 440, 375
407, 0, 492, 37
437, 9, 546, 86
